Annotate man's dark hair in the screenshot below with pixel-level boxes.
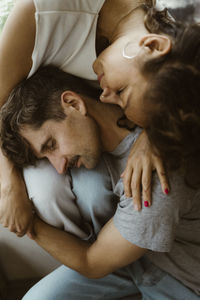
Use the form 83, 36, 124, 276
0, 66, 101, 168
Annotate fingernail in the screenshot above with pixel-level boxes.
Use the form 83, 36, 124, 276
134, 204, 139, 211
164, 188, 169, 195
144, 201, 149, 207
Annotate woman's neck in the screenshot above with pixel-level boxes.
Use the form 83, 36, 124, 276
97, 0, 148, 38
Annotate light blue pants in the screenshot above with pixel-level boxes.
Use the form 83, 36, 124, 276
23, 258, 199, 300
24, 159, 117, 240
23, 159, 199, 300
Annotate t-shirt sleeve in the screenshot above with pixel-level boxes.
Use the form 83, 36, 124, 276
113, 175, 180, 252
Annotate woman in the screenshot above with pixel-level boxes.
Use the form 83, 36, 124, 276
0, 0, 168, 237
93, 4, 200, 185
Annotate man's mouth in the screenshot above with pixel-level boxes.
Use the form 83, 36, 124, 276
76, 157, 82, 168
68, 156, 80, 169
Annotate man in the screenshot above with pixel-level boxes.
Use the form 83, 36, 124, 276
1, 66, 199, 299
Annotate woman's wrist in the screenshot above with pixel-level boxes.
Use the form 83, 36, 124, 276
0, 147, 19, 180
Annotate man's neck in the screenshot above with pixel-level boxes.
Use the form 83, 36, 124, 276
85, 98, 131, 152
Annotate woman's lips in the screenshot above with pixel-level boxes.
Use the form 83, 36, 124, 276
98, 74, 108, 89
97, 73, 104, 84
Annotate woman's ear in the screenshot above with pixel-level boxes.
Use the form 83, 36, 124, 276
140, 34, 172, 59
61, 91, 87, 115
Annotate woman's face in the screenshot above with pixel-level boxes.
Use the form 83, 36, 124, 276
93, 37, 150, 127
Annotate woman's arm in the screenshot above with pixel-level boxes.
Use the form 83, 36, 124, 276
29, 216, 147, 278
0, 0, 35, 105
0, 0, 35, 236
0, 149, 34, 236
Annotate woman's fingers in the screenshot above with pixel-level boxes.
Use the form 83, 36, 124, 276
130, 167, 142, 211
122, 166, 133, 198
155, 158, 170, 195
122, 130, 169, 210
141, 163, 152, 207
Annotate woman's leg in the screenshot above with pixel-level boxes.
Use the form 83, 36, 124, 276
23, 159, 92, 239
127, 257, 199, 300
71, 159, 118, 235
22, 265, 139, 300
24, 157, 117, 238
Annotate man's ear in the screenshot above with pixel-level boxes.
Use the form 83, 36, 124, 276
139, 34, 172, 59
61, 91, 87, 115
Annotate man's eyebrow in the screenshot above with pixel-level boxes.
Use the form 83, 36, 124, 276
40, 136, 52, 154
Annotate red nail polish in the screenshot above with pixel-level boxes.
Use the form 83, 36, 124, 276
165, 188, 169, 195
144, 201, 149, 207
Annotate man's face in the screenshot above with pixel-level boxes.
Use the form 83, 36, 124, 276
20, 110, 102, 174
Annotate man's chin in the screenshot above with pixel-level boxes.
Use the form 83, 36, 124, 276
84, 161, 98, 170
82, 155, 100, 169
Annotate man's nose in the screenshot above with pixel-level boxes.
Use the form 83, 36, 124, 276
48, 155, 67, 174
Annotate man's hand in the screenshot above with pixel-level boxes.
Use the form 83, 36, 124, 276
121, 130, 169, 210
0, 168, 34, 237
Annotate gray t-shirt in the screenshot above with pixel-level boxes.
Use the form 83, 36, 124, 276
103, 128, 200, 295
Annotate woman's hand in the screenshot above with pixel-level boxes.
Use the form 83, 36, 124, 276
0, 181, 34, 237
122, 130, 169, 210
0, 151, 34, 237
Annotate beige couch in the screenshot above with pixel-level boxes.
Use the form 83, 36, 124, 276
0, 225, 60, 299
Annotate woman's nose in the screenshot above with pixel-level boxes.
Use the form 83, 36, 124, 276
100, 88, 123, 107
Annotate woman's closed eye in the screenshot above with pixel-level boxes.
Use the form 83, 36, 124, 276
116, 88, 124, 96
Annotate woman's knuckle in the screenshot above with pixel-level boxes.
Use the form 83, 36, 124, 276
131, 182, 140, 190
9, 225, 15, 232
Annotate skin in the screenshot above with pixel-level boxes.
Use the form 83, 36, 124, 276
21, 93, 147, 278
0, 0, 168, 236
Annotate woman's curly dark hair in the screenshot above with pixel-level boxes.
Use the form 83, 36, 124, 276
142, 23, 200, 187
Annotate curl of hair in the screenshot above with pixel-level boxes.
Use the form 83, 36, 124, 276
143, 24, 200, 187
144, 6, 180, 38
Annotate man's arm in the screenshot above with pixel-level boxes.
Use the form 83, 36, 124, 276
30, 217, 147, 278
